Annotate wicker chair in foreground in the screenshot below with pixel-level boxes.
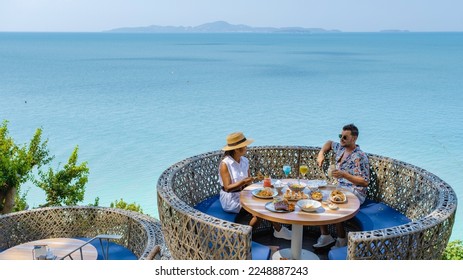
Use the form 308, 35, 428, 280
157, 146, 457, 260
0, 206, 166, 260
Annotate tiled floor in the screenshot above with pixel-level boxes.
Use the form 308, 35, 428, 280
253, 226, 332, 260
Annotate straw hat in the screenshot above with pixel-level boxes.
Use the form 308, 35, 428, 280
222, 132, 254, 151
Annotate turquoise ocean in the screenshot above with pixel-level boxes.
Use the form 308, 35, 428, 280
1, 32, 462, 240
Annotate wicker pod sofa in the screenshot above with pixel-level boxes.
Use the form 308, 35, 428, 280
157, 146, 457, 260
0, 206, 166, 260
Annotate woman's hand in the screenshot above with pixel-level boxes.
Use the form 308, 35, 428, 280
243, 177, 254, 185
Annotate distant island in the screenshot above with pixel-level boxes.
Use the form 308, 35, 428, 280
105, 21, 342, 34
380, 29, 410, 33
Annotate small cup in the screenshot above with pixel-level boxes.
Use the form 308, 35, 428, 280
263, 177, 272, 187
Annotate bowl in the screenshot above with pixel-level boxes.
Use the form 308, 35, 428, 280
289, 183, 306, 193
297, 199, 321, 212
310, 190, 323, 201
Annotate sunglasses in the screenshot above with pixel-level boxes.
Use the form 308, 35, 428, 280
338, 134, 349, 140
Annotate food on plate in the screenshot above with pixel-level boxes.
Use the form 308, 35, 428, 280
297, 199, 321, 212
257, 187, 274, 197
288, 203, 295, 212
303, 203, 315, 209
284, 189, 308, 200
288, 183, 305, 192
330, 190, 346, 202
273, 197, 295, 212
328, 203, 339, 210
310, 190, 323, 201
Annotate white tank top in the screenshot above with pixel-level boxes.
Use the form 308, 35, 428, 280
218, 155, 249, 186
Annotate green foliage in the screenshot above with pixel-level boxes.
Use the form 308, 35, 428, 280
1, 120, 53, 213
110, 198, 143, 214
35, 146, 89, 207
88, 197, 100, 206
14, 188, 29, 212
442, 240, 463, 260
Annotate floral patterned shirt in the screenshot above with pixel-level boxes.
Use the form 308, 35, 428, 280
332, 142, 370, 204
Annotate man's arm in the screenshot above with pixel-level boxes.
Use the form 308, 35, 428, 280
332, 170, 368, 187
317, 140, 333, 167
332, 157, 369, 187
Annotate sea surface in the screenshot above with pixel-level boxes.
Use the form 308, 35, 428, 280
1, 32, 462, 240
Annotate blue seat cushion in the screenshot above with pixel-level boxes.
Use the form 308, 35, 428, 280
328, 246, 347, 260
251, 241, 271, 260
352, 199, 411, 231
328, 199, 411, 260
76, 237, 137, 260
194, 194, 238, 222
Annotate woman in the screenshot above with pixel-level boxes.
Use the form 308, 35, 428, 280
219, 132, 292, 240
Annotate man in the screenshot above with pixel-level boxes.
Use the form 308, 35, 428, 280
314, 124, 370, 249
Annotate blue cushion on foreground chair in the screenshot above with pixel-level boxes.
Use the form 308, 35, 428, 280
76, 237, 137, 260
328, 246, 348, 260
251, 241, 271, 260
328, 199, 411, 260
194, 194, 238, 222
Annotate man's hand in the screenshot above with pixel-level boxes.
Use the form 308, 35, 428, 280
316, 152, 325, 167
332, 169, 344, 179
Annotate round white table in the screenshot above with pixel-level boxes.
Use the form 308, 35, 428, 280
240, 179, 360, 260
0, 238, 98, 260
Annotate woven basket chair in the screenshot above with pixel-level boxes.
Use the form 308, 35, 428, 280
157, 146, 457, 260
0, 206, 166, 260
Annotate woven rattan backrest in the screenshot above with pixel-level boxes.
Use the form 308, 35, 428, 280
0, 206, 164, 260
157, 146, 457, 260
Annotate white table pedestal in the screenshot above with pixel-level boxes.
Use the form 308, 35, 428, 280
271, 224, 319, 260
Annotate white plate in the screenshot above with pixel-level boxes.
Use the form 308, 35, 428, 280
265, 202, 291, 213
329, 195, 347, 204
252, 188, 278, 199
297, 199, 321, 212
328, 203, 339, 210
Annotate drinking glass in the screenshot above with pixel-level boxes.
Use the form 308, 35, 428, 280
327, 164, 338, 186
283, 165, 291, 178
299, 165, 308, 182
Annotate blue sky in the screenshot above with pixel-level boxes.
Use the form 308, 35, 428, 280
1, 0, 462, 32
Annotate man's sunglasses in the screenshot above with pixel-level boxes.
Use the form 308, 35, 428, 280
338, 134, 348, 140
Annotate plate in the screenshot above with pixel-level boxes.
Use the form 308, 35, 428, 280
252, 188, 278, 199
288, 183, 306, 192
328, 203, 339, 210
283, 192, 309, 201
329, 195, 347, 204
329, 190, 347, 203
297, 199, 321, 212
309, 191, 323, 201
265, 202, 292, 213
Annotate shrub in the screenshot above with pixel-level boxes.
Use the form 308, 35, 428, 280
110, 198, 143, 214
442, 240, 463, 260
